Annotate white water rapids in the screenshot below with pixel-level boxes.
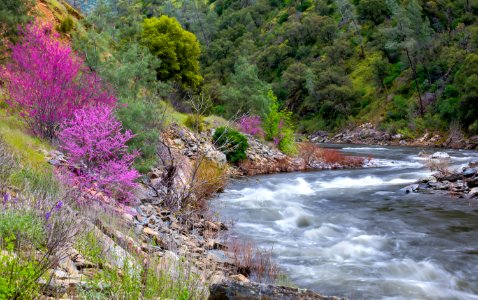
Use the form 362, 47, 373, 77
212, 145, 478, 300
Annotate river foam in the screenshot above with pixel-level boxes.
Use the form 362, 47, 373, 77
212, 145, 478, 299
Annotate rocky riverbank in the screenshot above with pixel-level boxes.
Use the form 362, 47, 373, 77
401, 152, 478, 199
310, 123, 478, 149
44, 122, 356, 299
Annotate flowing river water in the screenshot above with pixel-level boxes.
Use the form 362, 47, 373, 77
211, 145, 478, 300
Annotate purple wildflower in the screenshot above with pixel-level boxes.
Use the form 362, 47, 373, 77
45, 211, 51, 221
54, 201, 63, 211
3, 193, 9, 204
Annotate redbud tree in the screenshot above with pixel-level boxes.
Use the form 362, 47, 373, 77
58, 106, 139, 204
237, 115, 264, 137
0, 23, 116, 139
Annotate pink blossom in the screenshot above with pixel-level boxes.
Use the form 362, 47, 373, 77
237, 115, 264, 137
58, 106, 139, 204
0, 22, 116, 139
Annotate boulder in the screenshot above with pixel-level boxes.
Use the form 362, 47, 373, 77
431, 152, 450, 159
462, 167, 478, 177
401, 184, 419, 194
466, 176, 478, 188
208, 281, 345, 300
469, 187, 478, 198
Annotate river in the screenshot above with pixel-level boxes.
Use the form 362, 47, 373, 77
211, 145, 478, 300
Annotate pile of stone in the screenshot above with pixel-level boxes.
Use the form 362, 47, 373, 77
238, 136, 306, 176
402, 154, 478, 198
208, 280, 347, 300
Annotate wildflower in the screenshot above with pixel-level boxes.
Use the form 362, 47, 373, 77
2, 193, 9, 204
45, 211, 51, 221
54, 201, 63, 211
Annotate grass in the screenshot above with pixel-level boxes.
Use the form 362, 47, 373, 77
75, 229, 208, 300
0, 107, 56, 193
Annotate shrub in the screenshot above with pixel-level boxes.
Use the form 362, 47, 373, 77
116, 101, 160, 174
320, 148, 365, 167
191, 159, 228, 210
185, 114, 205, 132
213, 127, 249, 164
425, 158, 450, 174
298, 142, 323, 167
263, 91, 297, 155
58, 106, 139, 203
1, 23, 116, 139
237, 115, 264, 137
0, 189, 79, 299
227, 238, 282, 284
58, 16, 74, 33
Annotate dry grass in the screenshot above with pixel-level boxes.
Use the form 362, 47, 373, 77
298, 142, 323, 167
227, 238, 281, 284
425, 158, 450, 174
190, 158, 228, 212
299, 143, 365, 167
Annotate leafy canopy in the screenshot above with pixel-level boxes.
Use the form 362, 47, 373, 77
141, 16, 203, 89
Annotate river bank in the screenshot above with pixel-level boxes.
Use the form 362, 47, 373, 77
43, 123, 359, 299
310, 123, 478, 150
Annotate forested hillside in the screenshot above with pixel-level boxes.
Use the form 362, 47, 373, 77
140, 0, 478, 137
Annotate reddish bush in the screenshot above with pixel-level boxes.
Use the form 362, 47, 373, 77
321, 148, 365, 166
227, 238, 281, 283
321, 148, 346, 164
58, 106, 139, 203
237, 115, 264, 137
299, 142, 323, 166
299, 143, 366, 167
0, 23, 116, 139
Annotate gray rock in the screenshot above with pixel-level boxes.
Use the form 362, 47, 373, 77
401, 184, 419, 194
469, 187, 478, 198
466, 176, 478, 188
463, 167, 478, 177
428, 181, 450, 190
431, 152, 450, 159
208, 281, 345, 300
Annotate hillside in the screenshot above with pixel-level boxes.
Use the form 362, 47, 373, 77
133, 0, 478, 140
0, 1, 369, 299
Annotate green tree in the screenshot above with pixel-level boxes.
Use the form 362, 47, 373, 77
141, 16, 203, 89
370, 54, 391, 90
282, 62, 308, 111
220, 57, 271, 117
454, 53, 478, 132
263, 91, 297, 155
0, 0, 33, 47
382, 0, 433, 116
357, 0, 390, 24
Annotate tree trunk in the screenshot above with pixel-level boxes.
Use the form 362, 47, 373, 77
405, 48, 424, 116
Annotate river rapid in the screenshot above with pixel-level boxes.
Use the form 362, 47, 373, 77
211, 145, 478, 300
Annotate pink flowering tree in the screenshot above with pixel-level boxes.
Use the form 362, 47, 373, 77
58, 106, 139, 204
0, 23, 116, 139
237, 115, 264, 137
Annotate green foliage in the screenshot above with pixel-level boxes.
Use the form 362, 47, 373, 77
0, 252, 40, 299
185, 114, 205, 132
357, 0, 390, 24
213, 127, 249, 163
263, 91, 297, 155
58, 16, 75, 33
76, 231, 206, 299
0, 0, 33, 45
141, 16, 203, 89
220, 57, 271, 118
0, 211, 45, 251
116, 101, 160, 174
